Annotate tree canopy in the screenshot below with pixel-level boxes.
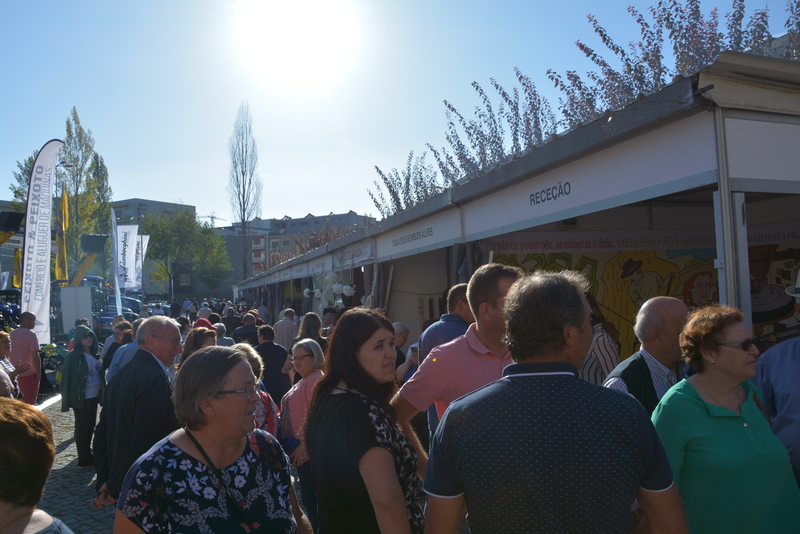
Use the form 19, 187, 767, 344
9, 108, 113, 278
143, 208, 232, 293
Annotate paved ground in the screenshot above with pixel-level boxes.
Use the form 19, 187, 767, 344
39, 398, 115, 533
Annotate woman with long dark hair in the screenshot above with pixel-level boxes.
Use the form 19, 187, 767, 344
305, 309, 423, 533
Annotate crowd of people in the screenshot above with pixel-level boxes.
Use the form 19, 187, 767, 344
1, 266, 800, 533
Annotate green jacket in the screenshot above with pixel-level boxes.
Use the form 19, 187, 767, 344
60, 325, 103, 412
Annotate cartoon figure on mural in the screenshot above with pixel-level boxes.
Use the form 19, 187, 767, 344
682, 271, 713, 310
620, 258, 675, 309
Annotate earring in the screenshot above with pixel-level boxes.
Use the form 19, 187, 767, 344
710, 360, 715, 364
211, 411, 216, 416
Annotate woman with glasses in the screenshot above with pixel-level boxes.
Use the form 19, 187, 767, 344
113, 345, 311, 533
60, 324, 103, 470
305, 309, 424, 534
278, 338, 324, 532
652, 305, 800, 533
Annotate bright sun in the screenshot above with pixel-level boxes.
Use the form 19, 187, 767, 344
230, 0, 361, 92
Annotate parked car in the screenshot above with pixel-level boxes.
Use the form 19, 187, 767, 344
107, 295, 142, 315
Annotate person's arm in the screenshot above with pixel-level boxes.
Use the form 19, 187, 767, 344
30, 338, 41, 378
395, 350, 417, 382
602, 376, 629, 393
113, 509, 145, 534
425, 494, 465, 534
635, 485, 688, 534
359, 447, 412, 534
281, 353, 293, 374
391, 393, 427, 478
289, 484, 313, 534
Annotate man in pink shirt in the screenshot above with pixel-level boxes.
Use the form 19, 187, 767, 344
392, 263, 523, 476
10, 312, 41, 404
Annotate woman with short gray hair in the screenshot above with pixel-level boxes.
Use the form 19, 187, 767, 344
278, 338, 325, 531
114, 345, 311, 533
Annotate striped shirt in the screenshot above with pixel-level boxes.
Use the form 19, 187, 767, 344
603, 348, 689, 400
578, 324, 620, 385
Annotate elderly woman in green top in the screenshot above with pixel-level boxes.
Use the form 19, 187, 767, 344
60, 324, 104, 469
652, 305, 800, 533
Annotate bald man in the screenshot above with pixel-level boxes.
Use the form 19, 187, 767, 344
604, 297, 690, 415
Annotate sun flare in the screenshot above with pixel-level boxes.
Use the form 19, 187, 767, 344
230, 0, 361, 91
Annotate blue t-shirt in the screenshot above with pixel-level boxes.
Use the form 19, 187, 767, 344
425, 361, 673, 533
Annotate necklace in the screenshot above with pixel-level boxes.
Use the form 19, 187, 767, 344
701, 375, 742, 414
333, 386, 350, 393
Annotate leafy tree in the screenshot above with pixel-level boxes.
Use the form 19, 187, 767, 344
369, 0, 800, 218
143, 208, 232, 296
369, 151, 441, 219
59, 107, 97, 267
9, 150, 37, 213
228, 101, 263, 281
194, 225, 233, 290
87, 153, 113, 280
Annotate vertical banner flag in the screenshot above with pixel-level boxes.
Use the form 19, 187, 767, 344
21, 139, 63, 345
12, 249, 22, 288
134, 235, 150, 291
111, 208, 123, 314
55, 190, 69, 281
116, 225, 139, 289
1, 272, 9, 290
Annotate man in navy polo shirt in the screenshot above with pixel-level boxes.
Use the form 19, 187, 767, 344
424, 271, 687, 534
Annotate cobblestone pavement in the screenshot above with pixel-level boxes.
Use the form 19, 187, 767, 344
39, 398, 115, 533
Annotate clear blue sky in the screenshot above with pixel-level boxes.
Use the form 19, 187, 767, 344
0, 0, 783, 224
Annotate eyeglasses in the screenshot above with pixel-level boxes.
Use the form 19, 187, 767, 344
291, 353, 312, 362
153, 335, 182, 346
217, 384, 259, 399
719, 337, 758, 351
82, 334, 93, 340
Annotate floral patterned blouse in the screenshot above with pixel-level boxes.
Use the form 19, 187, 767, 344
308, 392, 424, 533
117, 430, 297, 533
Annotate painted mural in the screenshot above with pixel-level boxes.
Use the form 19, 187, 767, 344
488, 223, 800, 358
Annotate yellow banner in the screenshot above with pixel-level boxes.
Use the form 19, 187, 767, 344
55, 190, 68, 280
12, 249, 21, 288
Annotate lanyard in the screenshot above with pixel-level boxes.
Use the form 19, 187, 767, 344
184, 429, 257, 532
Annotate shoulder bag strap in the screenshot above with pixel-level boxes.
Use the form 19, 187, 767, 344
751, 390, 773, 427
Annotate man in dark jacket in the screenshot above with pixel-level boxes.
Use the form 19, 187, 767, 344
93, 316, 181, 502
169, 298, 182, 319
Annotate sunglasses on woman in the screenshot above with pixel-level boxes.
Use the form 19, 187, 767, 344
719, 337, 757, 351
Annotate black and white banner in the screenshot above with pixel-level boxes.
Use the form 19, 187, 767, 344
116, 224, 139, 290
134, 235, 150, 291
21, 139, 63, 344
